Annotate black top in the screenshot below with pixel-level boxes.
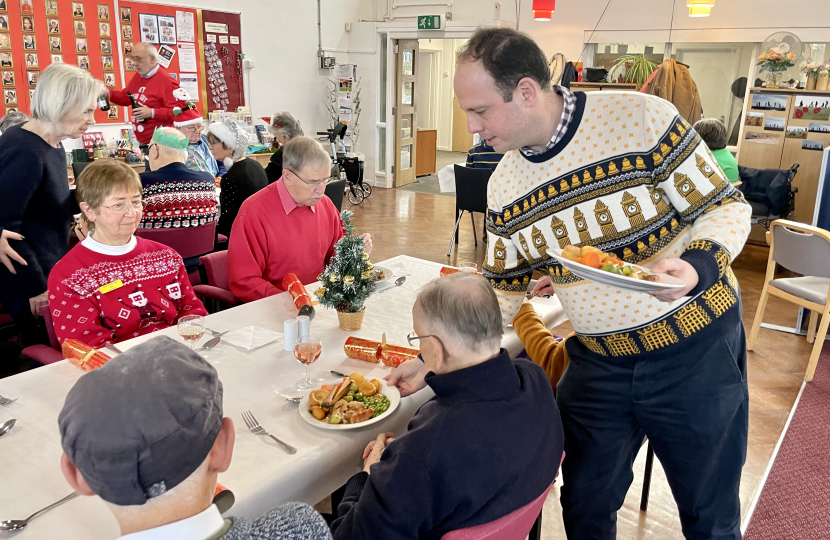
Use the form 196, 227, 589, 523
217, 158, 267, 237
0, 123, 71, 296
264, 146, 284, 185
331, 351, 564, 540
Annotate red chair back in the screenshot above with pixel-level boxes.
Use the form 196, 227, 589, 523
39, 304, 60, 349
201, 250, 230, 290
135, 222, 216, 259
441, 484, 553, 540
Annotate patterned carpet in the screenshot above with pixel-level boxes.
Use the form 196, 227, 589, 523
744, 343, 830, 539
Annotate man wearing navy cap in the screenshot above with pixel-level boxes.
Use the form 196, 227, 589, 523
58, 336, 331, 540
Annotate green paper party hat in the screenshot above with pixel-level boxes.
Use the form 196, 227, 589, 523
151, 127, 190, 151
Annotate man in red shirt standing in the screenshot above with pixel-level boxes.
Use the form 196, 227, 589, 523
108, 42, 180, 150
228, 137, 373, 303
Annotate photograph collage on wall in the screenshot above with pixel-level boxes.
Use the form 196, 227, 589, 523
793, 95, 830, 121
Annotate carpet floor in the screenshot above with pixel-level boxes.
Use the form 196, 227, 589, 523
744, 342, 830, 540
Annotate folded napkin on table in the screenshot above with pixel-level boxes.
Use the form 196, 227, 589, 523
222, 326, 283, 351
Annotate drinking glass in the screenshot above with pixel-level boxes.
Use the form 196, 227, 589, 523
458, 261, 478, 274
177, 314, 205, 349
294, 336, 322, 389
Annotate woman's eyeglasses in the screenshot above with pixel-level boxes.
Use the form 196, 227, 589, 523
100, 200, 147, 213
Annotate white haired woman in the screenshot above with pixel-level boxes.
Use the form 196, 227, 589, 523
207, 120, 267, 238
0, 63, 103, 350
265, 111, 303, 184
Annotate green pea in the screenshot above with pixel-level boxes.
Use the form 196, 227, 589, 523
355, 392, 363, 400
342, 395, 353, 402
349, 383, 358, 393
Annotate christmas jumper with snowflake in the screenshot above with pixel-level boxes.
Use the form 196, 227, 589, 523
47, 235, 207, 347
483, 91, 753, 358
108, 66, 181, 145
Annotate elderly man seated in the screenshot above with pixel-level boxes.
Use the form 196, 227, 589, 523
139, 127, 218, 229
329, 273, 564, 540
59, 336, 333, 540
228, 137, 372, 302
173, 102, 221, 176
48, 159, 207, 347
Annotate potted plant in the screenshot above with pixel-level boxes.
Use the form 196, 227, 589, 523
800, 59, 822, 90
315, 210, 376, 330
610, 54, 658, 89
757, 45, 797, 88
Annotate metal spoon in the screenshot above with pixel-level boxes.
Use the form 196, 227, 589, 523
284, 397, 302, 404
0, 394, 17, 406
0, 418, 16, 437
0, 492, 79, 531
379, 276, 406, 293
195, 336, 222, 352
330, 370, 346, 378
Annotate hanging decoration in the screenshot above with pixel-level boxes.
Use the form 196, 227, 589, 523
532, 0, 555, 20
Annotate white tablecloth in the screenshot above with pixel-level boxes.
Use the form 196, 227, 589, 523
0, 256, 565, 539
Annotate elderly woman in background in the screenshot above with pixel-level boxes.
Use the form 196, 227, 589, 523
694, 118, 739, 184
0, 110, 30, 134
207, 120, 267, 237
48, 160, 207, 347
0, 63, 103, 350
265, 111, 303, 184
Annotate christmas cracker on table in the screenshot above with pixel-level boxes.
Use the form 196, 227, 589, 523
62, 339, 111, 371
439, 267, 484, 278
344, 333, 419, 367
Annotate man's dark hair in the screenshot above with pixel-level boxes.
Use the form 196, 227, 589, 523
693, 118, 728, 151
458, 27, 551, 102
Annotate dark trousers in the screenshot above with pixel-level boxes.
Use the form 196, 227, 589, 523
0, 272, 48, 351
557, 322, 748, 540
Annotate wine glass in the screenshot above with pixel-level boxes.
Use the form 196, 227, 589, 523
177, 314, 205, 350
294, 336, 322, 389
458, 261, 478, 274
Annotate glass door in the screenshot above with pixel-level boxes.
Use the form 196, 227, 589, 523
394, 39, 419, 187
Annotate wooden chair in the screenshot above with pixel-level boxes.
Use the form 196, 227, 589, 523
747, 219, 830, 381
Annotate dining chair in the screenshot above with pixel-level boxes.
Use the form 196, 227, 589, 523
441, 484, 552, 540
20, 305, 63, 365
325, 179, 347, 211
193, 250, 241, 312
447, 165, 491, 257
135, 221, 217, 265
747, 219, 830, 381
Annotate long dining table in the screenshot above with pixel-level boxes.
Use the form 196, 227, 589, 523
0, 255, 566, 539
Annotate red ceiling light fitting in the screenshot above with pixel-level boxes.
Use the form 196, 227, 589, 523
532, 0, 555, 20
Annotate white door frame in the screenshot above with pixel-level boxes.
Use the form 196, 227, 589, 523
376, 20, 514, 188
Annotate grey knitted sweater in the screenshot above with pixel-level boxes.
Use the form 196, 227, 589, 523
208, 502, 332, 540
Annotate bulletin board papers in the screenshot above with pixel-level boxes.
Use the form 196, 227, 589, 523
179, 74, 199, 101
157, 44, 175, 68
158, 15, 176, 44
337, 63, 356, 126
177, 43, 197, 72
175, 11, 194, 42
204, 22, 227, 34
140, 13, 159, 43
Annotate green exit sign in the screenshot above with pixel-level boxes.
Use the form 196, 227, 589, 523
418, 15, 442, 30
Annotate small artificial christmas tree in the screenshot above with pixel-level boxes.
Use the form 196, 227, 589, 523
316, 210, 376, 328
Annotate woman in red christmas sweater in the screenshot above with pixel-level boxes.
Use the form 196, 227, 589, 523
48, 159, 207, 348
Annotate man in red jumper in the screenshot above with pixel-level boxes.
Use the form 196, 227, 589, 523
228, 137, 373, 303
108, 42, 180, 149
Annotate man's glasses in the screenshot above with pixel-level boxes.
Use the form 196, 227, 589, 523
407, 331, 450, 358
286, 168, 333, 188
100, 200, 147, 213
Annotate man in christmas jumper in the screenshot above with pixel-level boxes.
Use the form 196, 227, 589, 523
139, 125, 218, 229
452, 29, 752, 539
227, 137, 372, 303
47, 159, 207, 348
108, 42, 181, 147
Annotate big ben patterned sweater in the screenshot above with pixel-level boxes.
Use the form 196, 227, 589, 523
484, 91, 752, 358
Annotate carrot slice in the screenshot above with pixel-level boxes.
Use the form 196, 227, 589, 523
582, 251, 602, 268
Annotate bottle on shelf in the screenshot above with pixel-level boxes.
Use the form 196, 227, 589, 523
127, 91, 145, 123
97, 93, 110, 111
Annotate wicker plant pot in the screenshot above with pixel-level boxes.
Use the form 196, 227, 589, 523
337, 308, 365, 331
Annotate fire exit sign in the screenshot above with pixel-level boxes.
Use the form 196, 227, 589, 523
418, 15, 442, 30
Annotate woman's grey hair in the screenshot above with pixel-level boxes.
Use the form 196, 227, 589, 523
31, 63, 105, 124
155, 127, 188, 162
282, 137, 332, 174
0, 111, 30, 134
270, 112, 303, 140
416, 273, 504, 353
693, 118, 728, 151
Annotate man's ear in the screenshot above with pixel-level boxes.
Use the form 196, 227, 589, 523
60, 453, 96, 496
208, 417, 235, 474
515, 76, 540, 108
431, 336, 448, 372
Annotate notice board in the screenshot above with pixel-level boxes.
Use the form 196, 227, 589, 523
1, 0, 124, 124
199, 9, 243, 113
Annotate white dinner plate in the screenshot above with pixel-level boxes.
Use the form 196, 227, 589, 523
373, 266, 394, 285
550, 249, 686, 293
299, 379, 401, 430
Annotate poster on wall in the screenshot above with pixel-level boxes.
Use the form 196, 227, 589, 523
744, 131, 780, 145
793, 95, 830, 121
180, 73, 198, 101
157, 44, 174, 68
764, 117, 785, 131
139, 13, 159, 43
745, 112, 764, 127
158, 14, 176, 44
808, 122, 830, 133
204, 22, 227, 34
751, 94, 787, 112
177, 42, 197, 71
786, 126, 808, 139
802, 140, 825, 151
175, 11, 194, 42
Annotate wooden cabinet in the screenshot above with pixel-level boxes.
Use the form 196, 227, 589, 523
570, 82, 638, 93
416, 129, 437, 177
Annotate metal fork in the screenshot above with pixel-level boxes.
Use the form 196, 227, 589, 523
241, 410, 297, 454
0, 394, 17, 406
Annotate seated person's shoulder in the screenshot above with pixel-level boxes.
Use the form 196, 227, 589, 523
227, 502, 331, 540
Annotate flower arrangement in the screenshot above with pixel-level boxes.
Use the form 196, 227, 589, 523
800, 60, 825, 76
756, 44, 797, 74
